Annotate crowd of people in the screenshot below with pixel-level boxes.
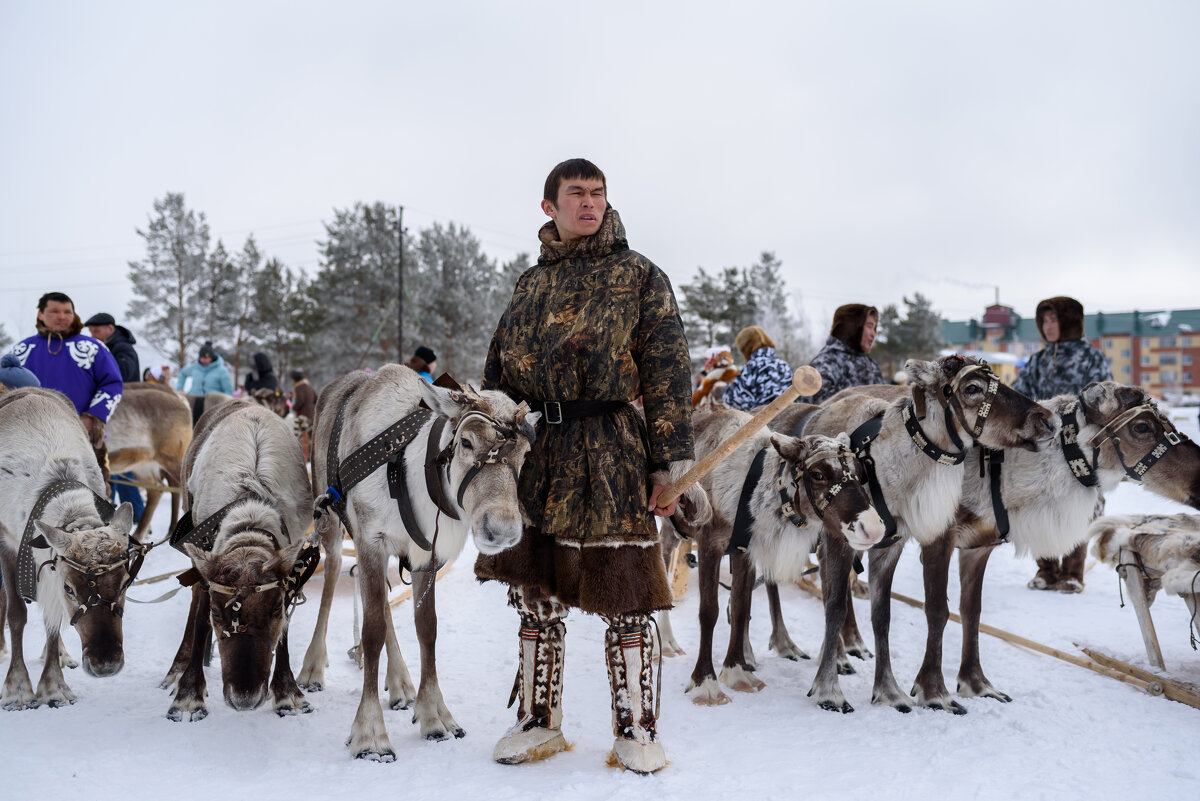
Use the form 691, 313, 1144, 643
0, 156, 1122, 774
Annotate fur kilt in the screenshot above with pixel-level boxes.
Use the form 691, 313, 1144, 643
475, 527, 673, 615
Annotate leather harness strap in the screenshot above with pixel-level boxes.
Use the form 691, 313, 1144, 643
977, 447, 1010, 541
849, 413, 899, 546
1059, 399, 1099, 488
728, 447, 768, 555
17, 479, 117, 604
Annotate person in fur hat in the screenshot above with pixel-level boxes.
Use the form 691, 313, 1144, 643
1013, 296, 1112, 593
9, 291, 124, 490
800, 303, 885, 404
722, 325, 794, 411
476, 158, 697, 774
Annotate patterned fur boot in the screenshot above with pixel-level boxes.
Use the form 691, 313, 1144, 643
604, 613, 665, 774
493, 587, 568, 764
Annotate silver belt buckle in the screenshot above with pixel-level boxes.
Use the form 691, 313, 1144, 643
545, 401, 563, 425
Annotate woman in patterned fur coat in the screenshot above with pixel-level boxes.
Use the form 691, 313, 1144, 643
722, 325, 793, 410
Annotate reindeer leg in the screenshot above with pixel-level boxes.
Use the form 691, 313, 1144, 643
656, 608, 684, 658
656, 532, 685, 658
0, 586, 6, 662
298, 527, 341, 691
956, 544, 1010, 702
347, 544, 395, 761
810, 536, 854, 713
721, 553, 765, 693
685, 536, 730, 705
382, 599, 416, 711
410, 566, 464, 740
867, 542, 914, 712
766, 580, 809, 661
41, 632, 78, 670
271, 624, 311, 715
839, 574, 872, 661
1, 552, 36, 709
136, 488, 162, 541
911, 536, 965, 714
162, 585, 203, 689
36, 619, 75, 707
168, 586, 211, 722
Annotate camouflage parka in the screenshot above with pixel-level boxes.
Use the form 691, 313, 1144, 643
1011, 339, 1112, 401
800, 335, 885, 404
475, 208, 693, 614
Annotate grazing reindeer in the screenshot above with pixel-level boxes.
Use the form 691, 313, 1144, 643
0, 388, 141, 708
774, 356, 1053, 712
163, 399, 315, 721
680, 406, 885, 711
910, 382, 1200, 711
106, 381, 192, 539
301, 364, 538, 760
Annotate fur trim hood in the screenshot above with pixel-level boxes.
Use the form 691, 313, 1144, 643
734, 326, 776, 361
829, 304, 878, 354
35, 313, 84, 341
1035, 296, 1085, 341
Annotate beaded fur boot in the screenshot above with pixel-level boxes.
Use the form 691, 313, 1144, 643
604, 613, 665, 774
493, 587, 568, 764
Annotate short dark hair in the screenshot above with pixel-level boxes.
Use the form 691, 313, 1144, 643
543, 158, 606, 204
38, 291, 74, 311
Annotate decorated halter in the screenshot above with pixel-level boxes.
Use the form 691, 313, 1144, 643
50, 543, 149, 626
204, 538, 320, 639
1085, 401, 1189, 483
945, 362, 1002, 440
776, 443, 862, 526
903, 360, 1000, 466
1058, 398, 1100, 487
434, 406, 535, 510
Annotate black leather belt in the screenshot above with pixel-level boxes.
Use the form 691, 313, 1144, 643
529, 399, 629, 425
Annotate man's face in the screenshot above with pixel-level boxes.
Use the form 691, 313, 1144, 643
1041, 310, 1060, 344
38, 300, 76, 334
861, 315, 878, 352
87, 323, 115, 341
541, 177, 606, 243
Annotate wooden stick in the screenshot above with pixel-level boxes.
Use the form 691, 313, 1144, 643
1078, 647, 1200, 710
889, 591, 1159, 696
659, 366, 822, 506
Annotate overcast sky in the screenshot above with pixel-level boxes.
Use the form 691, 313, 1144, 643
2, 1, 1198, 362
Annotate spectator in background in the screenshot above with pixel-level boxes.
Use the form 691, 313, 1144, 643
243, 352, 277, 393
1013, 295, 1112, 594
289, 368, 317, 423
85, 311, 144, 522
723, 326, 793, 411
800, 303, 885, 404
174, 341, 233, 425
407, 346, 437, 383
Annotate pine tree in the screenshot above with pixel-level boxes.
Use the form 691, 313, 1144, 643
251, 257, 314, 382
194, 240, 238, 350
223, 235, 262, 381
127, 193, 211, 368
0, 323, 11, 352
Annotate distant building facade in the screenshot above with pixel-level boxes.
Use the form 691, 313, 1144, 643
942, 305, 1200, 399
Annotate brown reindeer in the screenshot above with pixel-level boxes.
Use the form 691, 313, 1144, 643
163, 399, 314, 720
679, 407, 885, 710
106, 381, 192, 539
764, 356, 1053, 712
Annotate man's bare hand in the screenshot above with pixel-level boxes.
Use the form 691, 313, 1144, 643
647, 484, 678, 518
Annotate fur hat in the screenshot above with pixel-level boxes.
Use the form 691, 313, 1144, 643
1035, 296, 1085, 341
830, 304, 878, 354
414, 345, 437, 364
734, 326, 775, 360
0, 353, 41, 389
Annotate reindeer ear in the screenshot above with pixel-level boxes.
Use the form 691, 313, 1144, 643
109, 502, 135, 538
903, 359, 939, 388
835, 431, 852, 449
416, 378, 468, 419
184, 544, 216, 581
1082, 381, 1123, 416
33, 520, 71, 553
769, 432, 806, 462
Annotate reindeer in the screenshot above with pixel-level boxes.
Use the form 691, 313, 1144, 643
764, 355, 1053, 712
905, 381, 1200, 711
106, 381, 192, 539
679, 406, 886, 711
299, 364, 538, 760
0, 388, 141, 708
162, 399, 315, 721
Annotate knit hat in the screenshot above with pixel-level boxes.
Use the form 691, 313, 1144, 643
198, 342, 216, 360
414, 345, 437, 364
734, 326, 775, 360
0, 354, 42, 389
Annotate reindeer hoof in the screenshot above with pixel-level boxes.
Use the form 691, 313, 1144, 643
299, 681, 323, 693
817, 699, 854, 714
926, 699, 968, 715
355, 749, 396, 763
390, 698, 413, 711
190, 707, 208, 722
686, 678, 731, 706
837, 660, 855, 676
846, 645, 873, 660
46, 698, 76, 709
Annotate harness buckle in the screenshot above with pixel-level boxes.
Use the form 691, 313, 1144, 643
544, 401, 563, 425
1166, 431, 1182, 446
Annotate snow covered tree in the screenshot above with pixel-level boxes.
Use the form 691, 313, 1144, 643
0, 323, 11, 351
250, 257, 315, 382
127, 192, 210, 368
193, 240, 238, 352
223, 235, 263, 382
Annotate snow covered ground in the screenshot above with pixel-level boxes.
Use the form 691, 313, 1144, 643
3, 408, 1198, 801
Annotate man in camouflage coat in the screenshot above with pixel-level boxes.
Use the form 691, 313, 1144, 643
1013, 296, 1112, 592
476, 158, 694, 773
800, 303, 885, 404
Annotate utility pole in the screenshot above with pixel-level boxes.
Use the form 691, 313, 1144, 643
397, 204, 404, 362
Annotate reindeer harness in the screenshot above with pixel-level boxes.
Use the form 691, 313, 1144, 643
1085, 401, 1188, 482
314, 402, 527, 552
17, 480, 150, 625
